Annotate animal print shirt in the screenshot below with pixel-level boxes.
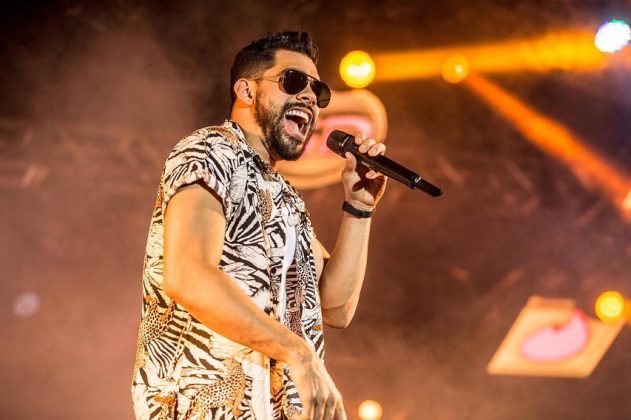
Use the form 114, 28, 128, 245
132, 120, 325, 419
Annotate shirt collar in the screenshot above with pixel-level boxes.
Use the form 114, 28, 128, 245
222, 119, 247, 143
222, 119, 275, 174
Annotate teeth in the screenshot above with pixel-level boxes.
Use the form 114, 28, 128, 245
285, 109, 310, 124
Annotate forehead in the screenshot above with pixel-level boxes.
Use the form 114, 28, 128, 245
264, 50, 320, 80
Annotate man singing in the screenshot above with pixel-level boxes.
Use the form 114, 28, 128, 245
132, 31, 387, 420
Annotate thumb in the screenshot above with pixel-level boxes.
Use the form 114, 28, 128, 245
343, 152, 356, 173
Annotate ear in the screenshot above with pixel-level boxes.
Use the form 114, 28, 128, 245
234, 79, 255, 105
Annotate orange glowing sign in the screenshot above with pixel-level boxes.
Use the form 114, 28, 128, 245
520, 309, 589, 362
277, 89, 388, 189
488, 296, 624, 378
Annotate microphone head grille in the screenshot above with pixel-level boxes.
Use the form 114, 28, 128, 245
326, 130, 352, 156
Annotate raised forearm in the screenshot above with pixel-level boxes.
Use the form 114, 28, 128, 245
319, 213, 372, 327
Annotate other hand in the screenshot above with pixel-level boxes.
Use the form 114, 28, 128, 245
341, 132, 387, 212
287, 348, 347, 420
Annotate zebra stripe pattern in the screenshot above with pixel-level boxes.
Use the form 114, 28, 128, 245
132, 121, 325, 419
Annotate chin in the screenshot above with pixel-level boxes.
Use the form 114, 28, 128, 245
275, 132, 308, 161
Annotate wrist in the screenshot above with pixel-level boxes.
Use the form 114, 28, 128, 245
285, 338, 314, 365
342, 201, 374, 218
343, 199, 374, 212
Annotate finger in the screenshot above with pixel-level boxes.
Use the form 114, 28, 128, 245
343, 152, 357, 172
312, 394, 326, 420
354, 131, 367, 144
367, 143, 386, 157
322, 393, 338, 420
334, 397, 347, 420
366, 170, 378, 179
358, 138, 376, 154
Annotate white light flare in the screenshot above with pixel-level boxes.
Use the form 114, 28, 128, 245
595, 20, 631, 53
358, 400, 383, 420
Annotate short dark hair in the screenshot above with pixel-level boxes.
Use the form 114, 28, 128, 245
229, 31, 319, 106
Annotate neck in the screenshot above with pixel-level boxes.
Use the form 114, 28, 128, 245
230, 109, 279, 169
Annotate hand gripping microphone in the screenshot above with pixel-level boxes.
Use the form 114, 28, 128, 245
326, 130, 443, 197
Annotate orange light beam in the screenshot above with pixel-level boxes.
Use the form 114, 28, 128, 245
464, 73, 631, 220
373, 30, 608, 82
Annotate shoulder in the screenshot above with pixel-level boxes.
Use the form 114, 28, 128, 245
164, 125, 244, 173
169, 126, 239, 159
160, 124, 248, 216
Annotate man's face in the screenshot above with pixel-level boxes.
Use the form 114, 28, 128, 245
253, 50, 321, 161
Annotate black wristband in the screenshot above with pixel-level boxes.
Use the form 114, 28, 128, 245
342, 201, 374, 218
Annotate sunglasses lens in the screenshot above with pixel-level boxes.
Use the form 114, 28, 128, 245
315, 82, 331, 108
282, 70, 308, 95
281, 70, 331, 108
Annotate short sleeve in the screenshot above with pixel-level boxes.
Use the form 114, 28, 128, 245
159, 128, 244, 218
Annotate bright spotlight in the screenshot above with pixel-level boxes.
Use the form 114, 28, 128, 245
340, 50, 376, 88
595, 19, 631, 53
358, 400, 382, 420
595, 291, 626, 323
442, 54, 470, 83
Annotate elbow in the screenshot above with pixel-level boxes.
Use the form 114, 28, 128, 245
326, 319, 352, 329
322, 307, 355, 329
163, 271, 183, 302
163, 262, 221, 305
163, 263, 191, 303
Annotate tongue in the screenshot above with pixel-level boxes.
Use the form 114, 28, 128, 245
283, 118, 305, 141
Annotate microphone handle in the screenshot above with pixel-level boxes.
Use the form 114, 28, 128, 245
339, 136, 443, 197
356, 153, 420, 187
353, 153, 443, 197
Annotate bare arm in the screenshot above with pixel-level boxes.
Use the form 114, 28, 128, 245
163, 182, 346, 420
317, 136, 387, 329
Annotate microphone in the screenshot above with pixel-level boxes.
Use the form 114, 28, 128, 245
326, 130, 443, 197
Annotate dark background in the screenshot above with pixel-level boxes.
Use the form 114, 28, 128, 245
1, 1, 630, 419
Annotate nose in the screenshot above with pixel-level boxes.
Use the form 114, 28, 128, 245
296, 84, 317, 107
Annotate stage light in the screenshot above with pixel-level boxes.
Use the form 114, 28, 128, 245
371, 30, 607, 82
358, 400, 382, 420
442, 54, 470, 83
464, 74, 631, 221
340, 50, 376, 88
595, 291, 626, 323
595, 20, 631, 53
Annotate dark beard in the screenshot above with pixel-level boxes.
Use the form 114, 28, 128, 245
254, 96, 311, 161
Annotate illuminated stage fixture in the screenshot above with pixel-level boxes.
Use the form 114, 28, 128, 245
339, 30, 625, 87
340, 50, 376, 88
595, 19, 631, 53
358, 400, 382, 420
335, 29, 631, 213
463, 73, 631, 221
595, 291, 628, 324
441, 54, 470, 84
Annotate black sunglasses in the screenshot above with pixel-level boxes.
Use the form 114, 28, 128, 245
257, 69, 331, 108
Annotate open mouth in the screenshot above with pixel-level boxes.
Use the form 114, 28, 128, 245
283, 107, 312, 141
